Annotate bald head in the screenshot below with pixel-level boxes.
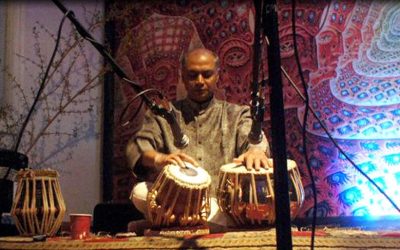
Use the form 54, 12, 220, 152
182, 48, 220, 70
181, 48, 220, 103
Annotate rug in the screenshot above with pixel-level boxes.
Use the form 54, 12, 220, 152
1, 229, 400, 249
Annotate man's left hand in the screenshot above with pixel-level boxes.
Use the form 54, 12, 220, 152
233, 148, 271, 171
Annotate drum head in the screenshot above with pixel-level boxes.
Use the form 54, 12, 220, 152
219, 163, 271, 174
166, 162, 211, 186
220, 159, 297, 173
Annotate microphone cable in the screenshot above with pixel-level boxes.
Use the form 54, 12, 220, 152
3, 10, 72, 181
291, 0, 317, 248
118, 81, 190, 149
118, 87, 163, 127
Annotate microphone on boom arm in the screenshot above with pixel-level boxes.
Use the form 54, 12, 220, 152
51, 0, 189, 149
248, 90, 265, 145
248, 0, 265, 145
151, 100, 189, 149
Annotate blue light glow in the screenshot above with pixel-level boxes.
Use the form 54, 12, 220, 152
375, 93, 384, 101
367, 177, 387, 194
338, 125, 353, 135
329, 115, 343, 124
341, 109, 353, 117
381, 82, 391, 88
352, 207, 370, 216
341, 90, 349, 96
383, 153, 400, 165
358, 161, 377, 174
362, 127, 378, 136
379, 121, 393, 130
360, 142, 380, 151
355, 118, 370, 127
351, 86, 360, 93
325, 172, 349, 187
387, 89, 396, 96
338, 187, 362, 206
369, 86, 379, 93
372, 113, 386, 120
390, 109, 400, 116
357, 92, 368, 99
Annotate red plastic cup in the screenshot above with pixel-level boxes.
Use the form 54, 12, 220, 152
70, 213, 92, 240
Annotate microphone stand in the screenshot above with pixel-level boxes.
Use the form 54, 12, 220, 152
51, 0, 189, 201
51, 0, 150, 104
51, 0, 185, 139
262, 0, 293, 249
249, 0, 265, 145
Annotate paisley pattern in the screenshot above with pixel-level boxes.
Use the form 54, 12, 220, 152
110, 0, 400, 218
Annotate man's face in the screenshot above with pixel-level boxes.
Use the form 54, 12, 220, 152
182, 50, 219, 103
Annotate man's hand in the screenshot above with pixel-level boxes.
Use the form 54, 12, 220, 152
153, 151, 199, 169
233, 148, 271, 171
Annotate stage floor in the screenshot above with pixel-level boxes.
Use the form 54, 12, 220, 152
1, 228, 400, 249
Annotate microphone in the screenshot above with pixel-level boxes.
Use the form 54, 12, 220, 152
248, 97, 265, 144
165, 109, 190, 149
151, 101, 189, 149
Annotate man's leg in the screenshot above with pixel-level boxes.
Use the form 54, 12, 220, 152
130, 182, 153, 216
208, 197, 235, 232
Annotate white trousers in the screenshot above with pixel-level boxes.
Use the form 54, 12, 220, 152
130, 182, 234, 230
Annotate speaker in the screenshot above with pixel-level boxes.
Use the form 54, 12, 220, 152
93, 202, 144, 234
0, 149, 28, 216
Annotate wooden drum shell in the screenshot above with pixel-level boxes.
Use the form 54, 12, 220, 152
147, 164, 211, 228
216, 159, 304, 226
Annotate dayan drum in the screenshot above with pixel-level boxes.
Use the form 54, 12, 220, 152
216, 159, 304, 226
10, 169, 66, 236
147, 163, 211, 228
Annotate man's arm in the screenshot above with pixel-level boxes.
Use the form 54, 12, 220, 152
140, 149, 199, 170
126, 106, 200, 179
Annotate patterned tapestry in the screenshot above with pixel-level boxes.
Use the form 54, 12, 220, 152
107, 0, 400, 219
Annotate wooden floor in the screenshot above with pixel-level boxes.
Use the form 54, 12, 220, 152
1, 228, 400, 249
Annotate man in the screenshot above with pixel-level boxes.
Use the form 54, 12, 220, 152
126, 48, 271, 232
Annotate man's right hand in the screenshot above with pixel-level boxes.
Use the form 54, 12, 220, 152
142, 150, 198, 170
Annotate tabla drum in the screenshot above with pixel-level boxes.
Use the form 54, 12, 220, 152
147, 163, 211, 228
216, 159, 304, 226
10, 169, 66, 236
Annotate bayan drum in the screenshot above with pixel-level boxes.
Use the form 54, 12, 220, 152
147, 163, 211, 228
11, 169, 66, 236
216, 159, 304, 226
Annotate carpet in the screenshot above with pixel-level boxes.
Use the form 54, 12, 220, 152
1, 228, 400, 249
